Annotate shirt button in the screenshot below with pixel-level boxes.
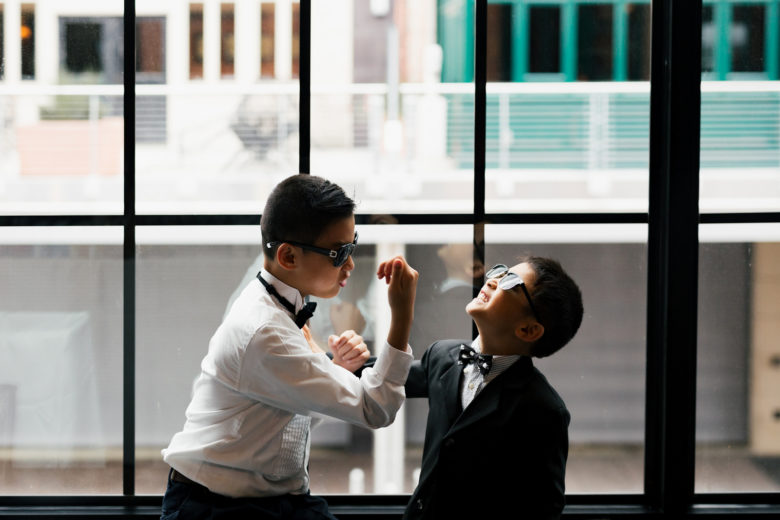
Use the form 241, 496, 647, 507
468, 382, 475, 390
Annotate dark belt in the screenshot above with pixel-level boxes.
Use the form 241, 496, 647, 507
170, 468, 203, 489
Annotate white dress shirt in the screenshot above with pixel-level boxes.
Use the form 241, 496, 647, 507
163, 269, 413, 498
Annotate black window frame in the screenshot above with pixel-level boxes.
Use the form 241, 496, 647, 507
1, 0, 780, 517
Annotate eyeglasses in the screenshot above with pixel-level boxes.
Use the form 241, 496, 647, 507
267, 232, 358, 267
486, 264, 539, 321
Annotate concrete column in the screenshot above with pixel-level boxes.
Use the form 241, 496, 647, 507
235, 1, 260, 83
274, 0, 292, 80
203, 0, 221, 82
35, 0, 58, 85
4, 0, 22, 83
372, 241, 407, 493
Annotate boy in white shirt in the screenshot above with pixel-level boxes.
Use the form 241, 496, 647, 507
161, 174, 418, 519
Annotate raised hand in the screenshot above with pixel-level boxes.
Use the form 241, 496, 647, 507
376, 256, 418, 350
329, 330, 371, 373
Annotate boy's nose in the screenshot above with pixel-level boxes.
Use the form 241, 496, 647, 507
343, 254, 355, 271
486, 278, 498, 289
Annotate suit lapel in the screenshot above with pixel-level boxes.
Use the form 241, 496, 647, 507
439, 346, 466, 427
448, 356, 534, 435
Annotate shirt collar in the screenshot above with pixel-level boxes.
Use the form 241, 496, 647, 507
471, 336, 522, 382
259, 268, 306, 313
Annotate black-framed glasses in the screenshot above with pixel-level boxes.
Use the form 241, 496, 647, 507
486, 264, 540, 321
267, 232, 358, 267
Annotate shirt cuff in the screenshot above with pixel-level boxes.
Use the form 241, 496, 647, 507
372, 342, 413, 385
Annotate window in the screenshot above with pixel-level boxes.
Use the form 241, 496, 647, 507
260, 3, 274, 78
731, 4, 765, 75
220, 3, 234, 78
627, 3, 651, 81
2, 0, 780, 516
486, 4, 511, 81
292, 2, 300, 79
189, 3, 203, 79
578, 4, 613, 81
529, 5, 561, 75
21, 3, 34, 79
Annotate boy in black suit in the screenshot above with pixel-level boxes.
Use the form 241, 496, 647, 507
377, 255, 583, 520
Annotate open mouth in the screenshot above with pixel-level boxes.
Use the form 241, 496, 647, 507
476, 290, 490, 303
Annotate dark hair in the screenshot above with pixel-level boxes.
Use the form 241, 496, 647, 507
261, 174, 356, 259
519, 255, 583, 358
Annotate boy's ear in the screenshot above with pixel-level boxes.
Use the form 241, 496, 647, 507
515, 321, 544, 343
275, 243, 298, 270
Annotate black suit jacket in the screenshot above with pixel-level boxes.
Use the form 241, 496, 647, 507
404, 340, 569, 520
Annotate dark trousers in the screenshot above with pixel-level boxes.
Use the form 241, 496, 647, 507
161, 470, 337, 520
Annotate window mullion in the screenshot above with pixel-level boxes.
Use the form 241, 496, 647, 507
123, 0, 137, 497
645, 0, 702, 512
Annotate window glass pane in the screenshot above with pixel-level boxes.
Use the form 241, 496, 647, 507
136, 224, 476, 495
135, 2, 298, 214
486, 5, 650, 214
485, 223, 647, 493
578, 4, 612, 81
311, 0, 472, 214
695, 225, 780, 492
0, 227, 123, 494
700, 86, 780, 184
3, 13, 124, 216
135, 226, 267, 493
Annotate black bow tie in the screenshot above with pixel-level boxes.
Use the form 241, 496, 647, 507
457, 345, 492, 375
294, 301, 317, 328
257, 273, 317, 329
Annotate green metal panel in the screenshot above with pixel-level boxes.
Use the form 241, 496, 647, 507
716, 0, 731, 80
562, 1, 577, 80
766, 1, 779, 80
439, 0, 474, 82
511, 2, 529, 81
613, 1, 628, 81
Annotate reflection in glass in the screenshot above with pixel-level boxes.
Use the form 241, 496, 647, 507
485, 224, 648, 493
696, 238, 780, 493
311, 0, 473, 214
0, 229, 123, 495
136, 225, 478, 494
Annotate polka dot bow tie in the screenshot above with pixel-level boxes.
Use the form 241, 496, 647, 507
457, 345, 493, 375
